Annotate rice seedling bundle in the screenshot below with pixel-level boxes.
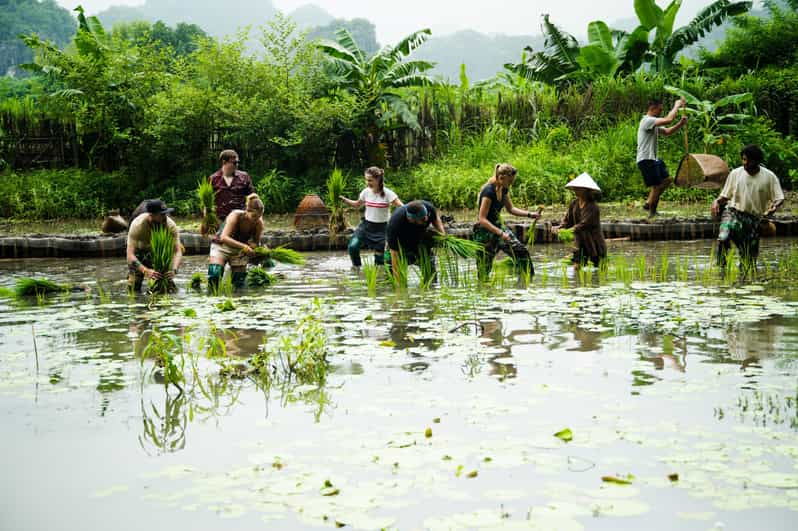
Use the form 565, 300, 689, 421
362, 262, 379, 295
189, 272, 204, 291
247, 267, 277, 288
149, 226, 177, 294
557, 228, 575, 243
197, 179, 219, 235
326, 168, 347, 235
14, 277, 68, 298
252, 246, 305, 265
433, 234, 484, 258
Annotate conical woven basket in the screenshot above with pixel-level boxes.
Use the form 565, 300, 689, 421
293, 194, 330, 230
675, 153, 729, 190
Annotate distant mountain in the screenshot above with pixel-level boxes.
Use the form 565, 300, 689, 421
1, 0, 76, 76
412, 30, 545, 82
95, 0, 277, 38
306, 18, 380, 55
288, 4, 334, 29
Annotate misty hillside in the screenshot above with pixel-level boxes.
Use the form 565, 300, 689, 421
288, 4, 334, 29
414, 30, 546, 82
95, 0, 277, 37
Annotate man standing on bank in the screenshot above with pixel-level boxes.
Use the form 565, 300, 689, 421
636, 97, 687, 217
206, 150, 254, 235
711, 144, 784, 273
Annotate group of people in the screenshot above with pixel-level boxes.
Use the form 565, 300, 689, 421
124, 103, 787, 292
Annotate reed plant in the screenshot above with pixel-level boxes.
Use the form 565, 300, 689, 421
197, 179, 219, 236
149, 226, 177, 294
14, 277, 68, 298
326, 168, 347, 236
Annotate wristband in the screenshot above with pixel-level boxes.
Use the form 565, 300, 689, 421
130, 258, 142, 271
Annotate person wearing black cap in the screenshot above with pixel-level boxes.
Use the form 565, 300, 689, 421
384, 199, 446, 283
126, 199, 182, 292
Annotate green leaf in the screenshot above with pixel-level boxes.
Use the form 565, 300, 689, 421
634, 0, 663, 30
602, 474, 635, 485
587, 21, 613, 50
554, 428, 573, 442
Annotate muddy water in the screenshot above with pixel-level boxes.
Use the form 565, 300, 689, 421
1, 239, 798, 530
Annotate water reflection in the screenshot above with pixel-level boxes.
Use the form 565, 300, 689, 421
139, 386, 187, 455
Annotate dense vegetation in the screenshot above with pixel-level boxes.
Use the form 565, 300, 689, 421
0, 0, 75, 75
1, 1, 797, 221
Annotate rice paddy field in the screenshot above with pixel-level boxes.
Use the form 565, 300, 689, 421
1, 239, 798, 530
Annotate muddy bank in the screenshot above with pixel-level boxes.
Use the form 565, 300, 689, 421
1, 218, 797, 258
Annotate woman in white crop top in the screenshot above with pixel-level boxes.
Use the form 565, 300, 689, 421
340, 166, 403, 267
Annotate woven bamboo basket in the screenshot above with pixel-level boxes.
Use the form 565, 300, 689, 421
674, 127, 729, 189
293, 194, 330, 230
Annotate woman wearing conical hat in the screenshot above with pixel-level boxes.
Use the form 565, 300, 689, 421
554, 173, 606, 267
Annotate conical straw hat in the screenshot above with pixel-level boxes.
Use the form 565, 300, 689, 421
565, 172, 601, 192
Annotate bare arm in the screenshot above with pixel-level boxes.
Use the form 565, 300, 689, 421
504, 195, 539, 219
431, 211, 446, 235
764, 199, 784, 217
654, 97, 685, 127
339, 196, 363, 208
711, 196, 729, 217
391, 197, 404, 207
127, 231, 160, 279
661, 116, 688, 136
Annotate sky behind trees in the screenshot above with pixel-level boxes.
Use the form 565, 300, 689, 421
57, 0, 763, 43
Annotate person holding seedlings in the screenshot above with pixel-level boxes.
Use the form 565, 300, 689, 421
208, 193, 265, 290
636, 97, 688, 217
473, 163, 539, 279
553, 173, 607, 267
340, 166, 403, 268
205, 149, 254, 235
126, 199, 182, 292
711, 144, 784, 272
385, 200, 446, 281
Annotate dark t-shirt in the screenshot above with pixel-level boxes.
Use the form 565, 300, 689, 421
387, 200, 437, 252
478, 183, 508, 226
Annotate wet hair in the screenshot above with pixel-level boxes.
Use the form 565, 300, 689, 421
741, 144, 764, 164
245, 193, 264, 214
365, 166, 385, 197
406, 200, 428, 220
219, 149, 239, 164
648, 98, 663, 109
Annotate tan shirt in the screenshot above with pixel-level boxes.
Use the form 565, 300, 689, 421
127, 213, 179, 251
720, 166, 784, 217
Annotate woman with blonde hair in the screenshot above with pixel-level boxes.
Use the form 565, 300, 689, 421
474, 163, 539, 279
208, 193, 264, 289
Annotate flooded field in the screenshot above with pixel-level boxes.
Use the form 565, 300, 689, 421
1, 239, 798, 530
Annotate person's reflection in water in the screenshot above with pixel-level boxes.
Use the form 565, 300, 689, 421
637, 329, 686, 373
726, 322, 783, 370
480, 319, 517, 380
569, 325, 602, 352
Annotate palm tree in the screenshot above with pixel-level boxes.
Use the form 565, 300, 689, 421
317, 28, 438, 163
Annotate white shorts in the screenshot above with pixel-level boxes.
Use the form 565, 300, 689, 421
210, 242, 250, 267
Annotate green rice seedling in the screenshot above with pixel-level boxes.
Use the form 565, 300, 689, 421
433, 234, 484, 259
362, 261, 379, 296
389, 247, 409, 290
417, 247, 436, 289
197, 179, 219, 235
14, 277, 68, 298
96, 281, 111, 304
560, 262, 569, 288
247, 267, 277, 288
577, 265, 589, 286
189, 272, 204, 291
252, 246, 305, 265
597, 257, 609, 283
0, 286, 14, 298
217, 298, 236, 312
326, 168, 347, 236
635, 254, 647, 281
142, 328, 186, 391
519, 261, 533, 287
149, 226, 177, 294
540, 264, 549, 287
659, 253, 669, 282
557, 228, 575, 244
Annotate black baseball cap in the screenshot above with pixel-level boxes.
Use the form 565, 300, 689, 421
145, 199, 174, 215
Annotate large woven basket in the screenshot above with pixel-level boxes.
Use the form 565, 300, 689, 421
675, 153, 729, 189
293, 194, 329, 230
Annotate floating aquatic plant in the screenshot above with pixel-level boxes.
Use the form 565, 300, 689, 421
247, 267, 277, 288
197, 179, 219, 236
14, 277, 68, 298
149, 226, 177, 294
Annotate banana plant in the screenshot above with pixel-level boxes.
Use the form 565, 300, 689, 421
665, 85, 753, 152
634, 0, 752, 73
577, 21, 650, 77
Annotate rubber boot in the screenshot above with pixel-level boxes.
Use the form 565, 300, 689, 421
348, 236, 362, 267
232, 271, 247, 289
207, 263, 223, 292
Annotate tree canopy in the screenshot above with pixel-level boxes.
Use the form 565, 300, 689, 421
0, 0, 76, 75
